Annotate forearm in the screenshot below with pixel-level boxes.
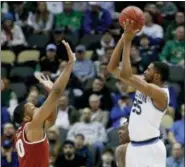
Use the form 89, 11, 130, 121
120, 40, 132, 78
168, 132, 177, 144
107, 36, 124, 72
52, 61, 74, 93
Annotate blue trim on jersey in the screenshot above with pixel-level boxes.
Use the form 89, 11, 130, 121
131, 136, 160, 146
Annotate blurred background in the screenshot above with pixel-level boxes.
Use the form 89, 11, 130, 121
1, 1, 184, 167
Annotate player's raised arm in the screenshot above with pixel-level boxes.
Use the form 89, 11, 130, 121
107, 34, 124, 77
120, 20, 168, 110
31, 40, 75, 127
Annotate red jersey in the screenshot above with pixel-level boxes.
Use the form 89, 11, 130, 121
14, 122, 49, 167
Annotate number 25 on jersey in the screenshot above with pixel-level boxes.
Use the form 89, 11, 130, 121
132, 98, 142, 115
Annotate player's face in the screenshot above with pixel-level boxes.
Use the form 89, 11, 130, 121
24, 103, 37, 120
143, 64, 155, 83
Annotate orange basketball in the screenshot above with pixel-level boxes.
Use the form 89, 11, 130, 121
119, 6, 145, 31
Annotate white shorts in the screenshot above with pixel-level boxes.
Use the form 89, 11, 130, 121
126, 139, 166, 167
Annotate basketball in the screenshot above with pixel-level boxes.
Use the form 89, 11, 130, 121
119, 6, 145, 31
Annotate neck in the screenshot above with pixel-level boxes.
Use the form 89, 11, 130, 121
145, 22, 153, 27
60, 106, 67, 110
65, 154, 75, 160
76, 144, 83, 149
92, 108, 99, 112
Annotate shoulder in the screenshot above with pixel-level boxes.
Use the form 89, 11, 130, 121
153, 24, 163, 29
13, 24, 22, 31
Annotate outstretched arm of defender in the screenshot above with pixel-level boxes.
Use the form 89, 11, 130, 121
120, 20, 167, 110
31, 40, 75, 127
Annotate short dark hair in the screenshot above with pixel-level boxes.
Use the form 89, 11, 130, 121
75, 134, 85, 140
13, 101, 26, 124
152, 61, 169, 82
103, 148, 114, 155
63, 140, 75, 147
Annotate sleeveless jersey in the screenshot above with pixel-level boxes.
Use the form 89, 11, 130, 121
14, 122, 49, 167
128, 87, 169, 141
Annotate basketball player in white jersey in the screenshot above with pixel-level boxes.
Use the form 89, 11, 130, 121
107, 19, 169, 167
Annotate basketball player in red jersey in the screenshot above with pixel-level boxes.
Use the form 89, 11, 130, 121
13, 40, 75, 167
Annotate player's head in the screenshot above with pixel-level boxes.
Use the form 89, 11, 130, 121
63, 140, 75, 158
13, 101, 37, 125
143, 61, 169, 84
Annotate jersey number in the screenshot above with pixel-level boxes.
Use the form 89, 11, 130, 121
16, 139, 25, 158
132, 98, 142, 115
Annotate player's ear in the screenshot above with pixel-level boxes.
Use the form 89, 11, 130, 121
154, 73, 160, 81
23, 116, 31, 122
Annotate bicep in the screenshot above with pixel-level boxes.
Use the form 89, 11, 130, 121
124, 75, 167, 103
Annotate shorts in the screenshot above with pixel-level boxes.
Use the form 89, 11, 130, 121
126, 139, 166, 167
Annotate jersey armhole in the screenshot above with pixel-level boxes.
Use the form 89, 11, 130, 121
151, 90, 169, 112
23, 123, 46, 145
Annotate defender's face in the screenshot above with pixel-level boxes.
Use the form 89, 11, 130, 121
143, 64, 155, 83
24, 103, 37, 119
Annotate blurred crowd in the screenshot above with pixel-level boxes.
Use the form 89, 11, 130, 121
1, 1, 184, 167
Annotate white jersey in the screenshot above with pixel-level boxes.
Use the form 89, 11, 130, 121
128, 87, 169, 141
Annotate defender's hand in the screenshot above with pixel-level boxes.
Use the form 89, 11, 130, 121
62, 40, 76, 62
35, 72, 53, 92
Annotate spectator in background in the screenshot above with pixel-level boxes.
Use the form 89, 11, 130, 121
89, 94, 109, 127
28, 2, 53, 35
1, 12, 27, 48
49, 27, 74, 61
165, 12, 185, 41
1, 107, 11, 126
55, 94, 80, 129
168, 104, 184, 146
46, 1, 63, 15
156, 1, 177, 18
67, 108, 108, 149
2, 123, 15, 143
98, 62, 117, 92
82, 2, 112, 35
136, 11, 164, 46
39, 44, 60, 75
75, 134, 93, 167
99, 2, 115, 16
55, 140, 86, 167
11, 2, 32, 36
1, 140, 19, 167
26, 89, 39, 107
160, 26, 184, 67
54, 1, 83, 35
97, 148, 117, 167
95, 31, 115, 58
47, 126, 61, 156
138, 35, 159, 70
110, 95, 131, 128
81, 77, 113, 110
1, 78, 17, 108
51, 60, 82, 89
166, 143, 184, 167
144, 3, 163, 25
73, 45, 95, 84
